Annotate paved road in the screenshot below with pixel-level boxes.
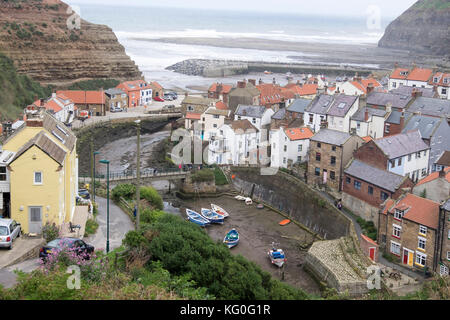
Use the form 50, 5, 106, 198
0, 197, 134, 289
85, 196, 135, 252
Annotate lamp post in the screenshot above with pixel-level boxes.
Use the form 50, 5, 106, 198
99, 159, 110, 253
93, 151, 100, 202
135, 119, 141, 231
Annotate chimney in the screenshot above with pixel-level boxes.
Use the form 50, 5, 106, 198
360, 94, 367, 108
394, 62, 399, 69
273, 78, 276, 85
364, 108, 369, 122
248, 79, 256, 86
386, 103, 392, 113
216, 83, 223, 93
237, 81, 246, 89
26, 119, 44, 127
367, 83, 375, 95
399, 111, 405, 130
259, 78, 263, 85
40, 98, 45, 106
296, 80, 301, 85
412, 88, 423, 99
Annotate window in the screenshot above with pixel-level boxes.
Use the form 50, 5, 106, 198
421, 168, 427, 177
415, 252, 426, 267
346, 177, 351, 184
309, 114, 314, 124
442, 88, 447, 95
354, 180, 361, 190
252, 118, 256, 124
394, 209, 404, 220
418, 237, 426, 251
392, 82, 397, 88
416, 152, 421, 159
188, 106, 194, 111
297, 156, 302, 162
298, 145, 302, 152
419, 225, 427, 235
317, 142, 321, 148
213, 124, 217, 128
385, 124, 390, 134
330, 171, 335, 180
283, 157, 286, 164
316, 153, 321, 161
213, 115, 220, 119
398, 157, 402, 166
315, 168, 320, 176
408, 154, 412, 162
381, 192, 389, 201
368, 186, 374, 195
284, 145, 287, 152
330, 156, 336, 165
393, 225, 401, 238
0, 167, 6, 181
440, 264, 449, 276
332, 146, 336, 152
390, 160, 396, 168
34, 172, 42, 185
390, 241, 401, 255
448, 251, 450, 260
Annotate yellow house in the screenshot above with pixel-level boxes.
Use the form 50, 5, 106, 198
3, 113, 78, 234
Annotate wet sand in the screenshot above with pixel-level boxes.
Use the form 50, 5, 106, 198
180, 195, 321, 296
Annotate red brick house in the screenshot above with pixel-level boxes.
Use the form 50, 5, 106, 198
208, 83, 232, 105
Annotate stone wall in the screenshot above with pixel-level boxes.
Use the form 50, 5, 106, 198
342, 192, 380, 227
181, 174, 216, 194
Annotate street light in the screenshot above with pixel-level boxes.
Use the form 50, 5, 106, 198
135, 119, 141, 231
93, 151, 100, 202
99, 159, 110, 253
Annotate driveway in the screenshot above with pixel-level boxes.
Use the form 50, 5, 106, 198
85, 197, 135, 252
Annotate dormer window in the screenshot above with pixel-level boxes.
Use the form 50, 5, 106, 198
434, 77, 439, 83
394, 209, 404, 220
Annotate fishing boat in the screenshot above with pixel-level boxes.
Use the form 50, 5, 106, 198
268, 242, 286, 267
223, 229, 239, 248
200, 208, 224, 224
245, 198, 253, 205
186, 209, 210, 227
211, 204, 230, 218
235, 195, 246, 201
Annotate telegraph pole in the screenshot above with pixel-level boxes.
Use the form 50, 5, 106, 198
90, 137, 94, 197
135, 119, 141, 231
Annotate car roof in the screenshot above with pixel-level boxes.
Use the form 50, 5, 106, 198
0, 218, 13, 226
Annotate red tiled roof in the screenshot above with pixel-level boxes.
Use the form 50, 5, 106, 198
390, 194, 440, 229
350, 78, 381, 94
390, 68, 411, 80
186, 112, 201, 120
391, 67, 433, 82
429, 72, 450, 87
117, 80, 152, 92
44, 100, 62, 113
284, 127, 314, 141
150, 81, 163, 90
215, 101, 228, 110
209, 83, 232, 94
362, 136, 373, 143
57, 91, 105, 105
416, 167, 450, 186
257, 83, 283, 105
361, 234, 378, 246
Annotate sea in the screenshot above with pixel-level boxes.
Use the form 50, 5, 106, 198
76, 4, 391, 90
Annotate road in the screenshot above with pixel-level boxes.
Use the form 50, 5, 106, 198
0, 197, 134, 289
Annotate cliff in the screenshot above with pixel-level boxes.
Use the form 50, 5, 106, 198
0, 0, 142, 86
378, 0, 450, 57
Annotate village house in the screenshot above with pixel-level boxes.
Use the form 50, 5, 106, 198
104, 88, 128, 112
326, 94, 359, 133
401, 114, 450, 173
366, 91, 413, 112
208, 82, 232, 105
116, 80, 153, 108
379, 193, 441, 273
413, 167, 449, 203
349, 107, 389, 139
406, 95, 450, 119
342, 158, 414, 226
1, 112, 78, 234
429, 72, 450, 100
270, 108, 288, 129
32, 93, 76, 124
228, 80, 260, 113
353, 130, 430, 183
437, 200, 450, 276
199, 107, 231, 141
384, 110, 407, 137
185, 112, 202, 136
256, 79, 286, 111
270, 126, 313, 169
181, 95, 217, 116
149, 81, 164, 100
57, 90, 106, 116
303, 94, 334, 133
208, 119, 259, 166
390, 84, 437, 99
234, 104, 274, 143
307, 128, 363, 192
286, 98, 311, 123
434, 151, 450, 173
332, 76, 382, 96
388, 65, 434, 91
283, 82, 318, 100
0, 148, 16, 218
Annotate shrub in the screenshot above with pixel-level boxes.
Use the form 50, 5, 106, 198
141, 209, 166, 224
42, 222, 60, 243
111, 184, 135, 201
140, 186, 163, 210
84, 219, 99, 237
191, 169, 214, 183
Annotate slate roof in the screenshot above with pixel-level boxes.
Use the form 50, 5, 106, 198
42, 113, 77, 152
345, 159, 406, 193
442, 199, 450, 212
373, 130, 429, 159
310, 128, 351, 146
307, 94, 334, 115
366, 91, 412, 109
386, 110, 404, 124
271, 108, 286, 120
402, 115, 442, 140
390, 85, 436, 98
436, 151, 450, 166
351, 107, 387, 121
407, 97, 450, 118
287, 98, 311, 113
428, 120, 450, 168
230, 119, 258, 133
235, 105, 266, 118
327, 94, 358, 117
105, 88, 125, 96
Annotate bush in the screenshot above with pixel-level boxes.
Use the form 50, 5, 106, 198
140, 186, 163, 210
42, 223, 60, 243
111, 184, 135, 201
84, 219, 99, 237
191, 169, 214, 183
141, 209, 166, 224
213, 167, 228, 185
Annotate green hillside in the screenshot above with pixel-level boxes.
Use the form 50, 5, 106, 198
0, 52, 52, 121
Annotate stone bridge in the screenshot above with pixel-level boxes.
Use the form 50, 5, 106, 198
81, 168, 189, 185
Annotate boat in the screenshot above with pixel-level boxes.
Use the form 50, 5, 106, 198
245, 198, 253, 205
186, 209, 210, 227
235, 195, 246, 201
200, 208, 224, 224
279, 219, 291, 226
211, 204, 230, 218
256, 204, 264, 210
268, 242, 286, 267
264, 70, 273, 75
223, 229, 239, 248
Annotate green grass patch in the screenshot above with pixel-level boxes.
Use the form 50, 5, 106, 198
213, 167, 228, 185
84, 219, 99, 237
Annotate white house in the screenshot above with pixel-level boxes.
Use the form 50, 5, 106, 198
303, 94, 334, 133
429, 72, 450, 100
332, 77, 382, 96
0, 148, 15, 218
199, 107, 231, 141
41, 93, 76, 124
234, 104, 274, 143
208, 120, 259, 166
388, 66, 434, 91
270, 126, 313, 168
349, 107, 389, 139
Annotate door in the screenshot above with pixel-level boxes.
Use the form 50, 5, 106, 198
403, 248, 413, 266
403, 250, 408, 264
369, 247, 376, 261
29, 206, 42, 234
323, 169, 328, 184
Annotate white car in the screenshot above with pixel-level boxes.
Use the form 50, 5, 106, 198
0, 219, 21, 250
110, 106, 123, 113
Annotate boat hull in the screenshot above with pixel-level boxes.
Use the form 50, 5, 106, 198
201, 208, 224, 224
211, 204, 230, 218
224, 229, 239, 248
186, 209, 210, 227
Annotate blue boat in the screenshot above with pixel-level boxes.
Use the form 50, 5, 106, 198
268, 242, 286, 267
200, 208, 224, 224
186, 209, 210, 227
223, 229, 239, 248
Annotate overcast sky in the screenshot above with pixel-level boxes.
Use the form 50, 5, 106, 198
66, 0, 417, 18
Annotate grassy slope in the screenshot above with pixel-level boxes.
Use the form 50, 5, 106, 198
0, 52, 52, 121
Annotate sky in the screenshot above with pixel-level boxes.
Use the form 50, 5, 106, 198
65, 0, 418, 18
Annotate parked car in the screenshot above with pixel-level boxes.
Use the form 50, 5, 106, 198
78, 189, 90, 200
163, 94, 174, 101
39, 238, 94, 261
167, 92, 178, 100
153, 96, 165, 102
0, 219, 21, 250
110, 106, 123, 113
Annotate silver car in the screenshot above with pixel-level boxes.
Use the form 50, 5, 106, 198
0, 219, 21, 250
